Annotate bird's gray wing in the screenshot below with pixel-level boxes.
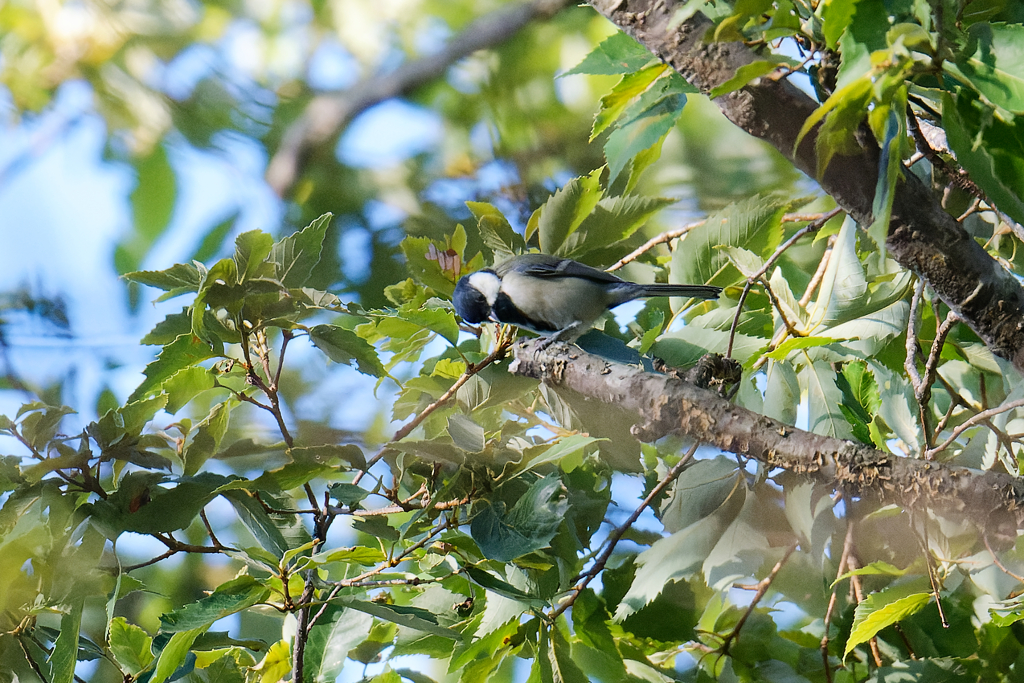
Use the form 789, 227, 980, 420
496, 254, 625, 284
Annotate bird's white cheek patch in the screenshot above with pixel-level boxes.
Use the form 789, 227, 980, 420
468, 271, 501, 306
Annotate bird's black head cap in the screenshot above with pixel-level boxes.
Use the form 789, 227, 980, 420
453, 274, 492, 324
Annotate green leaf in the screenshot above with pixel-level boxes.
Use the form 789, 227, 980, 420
109, 617, 155, 676
150, 628, 205, 683
394, 300, 461, 347
845, 580, 932, 656
160, 576, 271, 632
660, 456, 743, 534
223, 490, 292, 557
671, 194, 787, 286
89, 472, 228, 537
309, 323, 386, 377
591, 65, 668, 141
338, 599, 464, 639
562, 31, 654, 76
270, 213, 332, 288
548, 624, 589, 683
764, 336, 840, 361
950, 23, 1024, 114
191, 212, 239, 264
796, 76, 873, 177
470, 474, 569, 562
538, 169, 603, 255
50, 597, 83, 683
709, 57, 797, 98
304, 603, 374, 683
465, 567, 547, 608
447, 414, 485, 453
234, 230, 275, 283
615, 486, 745, 619
162, 366, 218, 414
117, 145, 176, 274
523, 434, 603, 472
561, 195, 673, 259
130, 333, 220, 402
802, 360, 854, 440
605, 75, 688, 183
468, 202, 525, 263
183, 400, 232, 475
821, 0, 860, 49
943, 90, 1024, 226
125, 263, 203, 295
833, 560, 906, 587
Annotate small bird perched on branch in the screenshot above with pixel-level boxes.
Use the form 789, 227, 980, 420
453, 253, 722, 342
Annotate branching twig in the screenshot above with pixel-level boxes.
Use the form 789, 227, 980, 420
608, 220, 706, 271
727, 209, 842, 358
548, 442, 700, 620
720, 543, 797, 654
266, 0, 574, 195
353, 329, 516, 485
983, 531, 1024, 585
925, 398, 1024, 460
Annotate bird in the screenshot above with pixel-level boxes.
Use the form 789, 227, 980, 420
452, 253, 722, 342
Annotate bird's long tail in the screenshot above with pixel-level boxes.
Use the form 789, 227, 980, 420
633, 283, 722, 300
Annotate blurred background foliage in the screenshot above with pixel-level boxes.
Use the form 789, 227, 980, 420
0, 0, 819, 681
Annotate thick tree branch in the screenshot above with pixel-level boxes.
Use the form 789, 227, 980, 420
588, 0, 1024, 373
509, 340, 1024, 530
266, 0, 575, 196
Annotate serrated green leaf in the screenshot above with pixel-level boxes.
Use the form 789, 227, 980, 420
183, 400, 232, 476
447, 414, 485, 453
309, 323, 386, 377
845, 581, 932, 656
765, 336, 839, 361
465, 567, 547, 608
672, 194, 787, 286
709, 57, 797, 98
160, 576, 271, 632
562, 195, 673, 259
130, 333, 220, 402
950, 23, 1024, 114
591, 65, 668, 141
605, 77, 687, 183
822, 0, 860, 49
161, 366, 218, 414
125, 263, 202, 295
943, 90, 1024, 226
150, 628, 204, 683
802, 360, 854, 440
270, 213, 331, 288
50, 597, 83, 683
832, 560, 906, 587
304, 604, 374, 683
234, 230, 275, 283
660, 456, 742, 534
338, 598, 464, 639
470, 474, 568, 562
563, 31, 654, 76
523, 434, 603, 473
109, 617, 155, 676
539, 169, 603, 255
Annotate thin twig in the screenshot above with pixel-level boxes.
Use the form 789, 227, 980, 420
925, 398, 1024, 459
353, 329, 516, 485
821, 516, 856, 683
548, 442, 701, 620
983, 531, 1024, 584
608, 220, 706, 271
726, 209, 842, 358
798, 234, 836, 307
720, 543, 798, 654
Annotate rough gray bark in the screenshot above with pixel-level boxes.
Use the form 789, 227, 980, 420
589, 0, 1024, 373
510, 339, 1024, 531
